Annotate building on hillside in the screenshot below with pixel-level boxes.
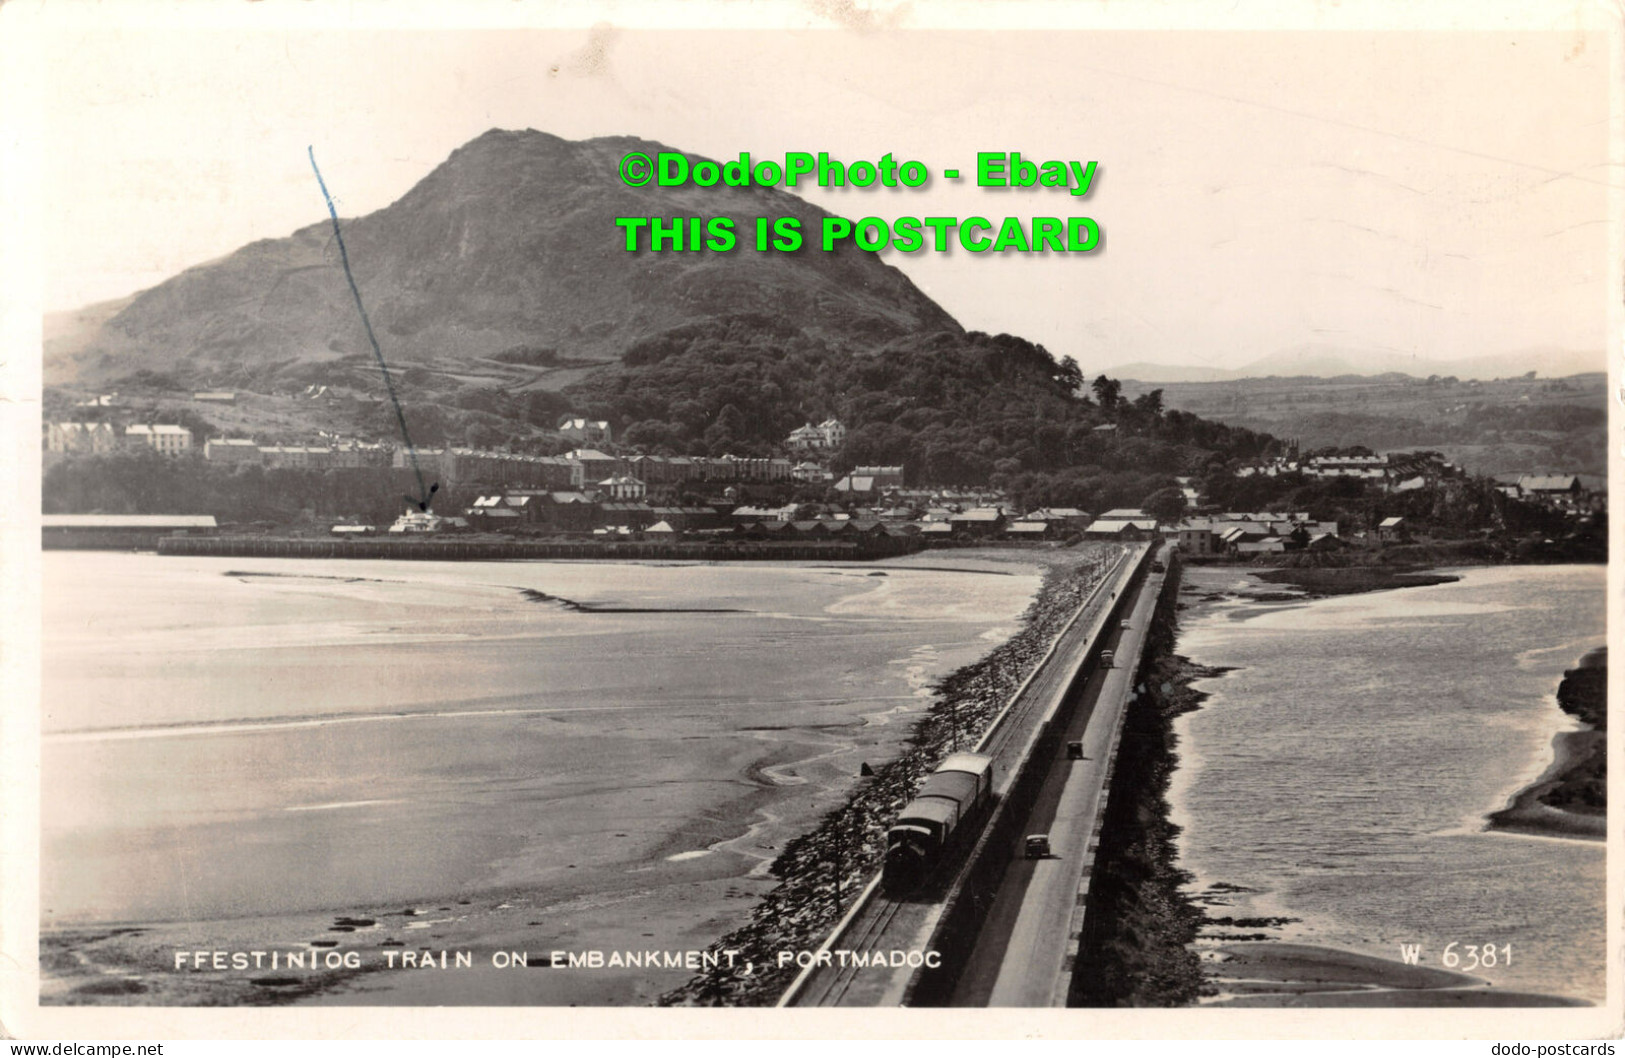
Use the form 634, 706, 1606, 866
494, 494, 538, 523
46, 422, 118, 454
466, 495, 523, 530
1308, 454, 1388, 470
1026, 507, 1089, 530
559, 417, 613, 445
537, 492, 598, 532
787, 418, 846, 452
949, 508, 1006, 537
599, 502, 656, 530
124, 424, 193, 455
628, 455, 681, 487
1084, 518, 1157, 541
792, 461, 833, 484
1173, 520, 1220, 556
259, 445, 332, 469
327, 441, 391, 468
1005, 521, 1053, 541
204, 438, 263, 464
1306, 532, 1347, 552
788, 424, 824, 450
648, 506, 726, 533
389, 511, 449, 533
833, 465, 904, 494
598, 475, 647, 502
1518, 475, 1582, 501
566, 449, 624, 488
718, 455, 793, 483
731, 504, 798, 525
852, 465, 904, 489
1378, 516, 1408, 542
1098, 508, 1151, 521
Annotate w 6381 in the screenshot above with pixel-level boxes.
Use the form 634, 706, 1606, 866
1443, 942, 1512, 970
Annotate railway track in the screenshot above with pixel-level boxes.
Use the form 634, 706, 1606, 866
973, 550, 1129, 768
779, 545, 1145, 1007
786, 886, 912, 1006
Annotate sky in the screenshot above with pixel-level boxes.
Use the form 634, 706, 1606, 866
26, 2, 1621, 376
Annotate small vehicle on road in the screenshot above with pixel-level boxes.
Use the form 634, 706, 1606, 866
1025, 834, 1052, 859
1100, 649, 1114, 668
1066, 741, 1084, 760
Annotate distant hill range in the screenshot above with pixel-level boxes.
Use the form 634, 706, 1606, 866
1103, 345, 1603, 384
45, 129, 958, 390
1117, 370, 1607, 478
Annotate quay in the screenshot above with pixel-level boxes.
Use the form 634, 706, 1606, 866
150, 534, 918, 562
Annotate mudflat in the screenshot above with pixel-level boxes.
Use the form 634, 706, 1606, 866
42, 553, 1050, 1005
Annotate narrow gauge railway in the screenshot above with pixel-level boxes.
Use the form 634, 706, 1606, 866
883, 753, 995, 895
780, 548, 1140, 1007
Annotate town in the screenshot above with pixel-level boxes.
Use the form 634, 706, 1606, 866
41, 391, 1605, 560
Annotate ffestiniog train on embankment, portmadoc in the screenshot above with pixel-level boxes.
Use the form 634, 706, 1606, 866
882, 752, 995, 894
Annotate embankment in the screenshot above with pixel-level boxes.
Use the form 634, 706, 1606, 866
1068, 551, 1212, 1006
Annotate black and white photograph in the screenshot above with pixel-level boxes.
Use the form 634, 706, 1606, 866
1, 0, 1618, 1040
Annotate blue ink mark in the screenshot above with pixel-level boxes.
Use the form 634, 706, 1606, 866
308, 147, 437, 512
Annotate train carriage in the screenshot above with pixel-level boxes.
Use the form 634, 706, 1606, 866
883, 752, 995, 893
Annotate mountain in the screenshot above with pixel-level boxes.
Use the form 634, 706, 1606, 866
46, 126, 1298, 516
1102, 345, 1604, 383
45, 129, 960, 389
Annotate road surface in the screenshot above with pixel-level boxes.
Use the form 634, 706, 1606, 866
950, 549, 1168, 1006
782, 544, 1149, 1007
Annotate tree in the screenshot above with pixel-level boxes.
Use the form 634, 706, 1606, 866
1132, 388, 1164, 418
1091, 375, 1122, 409
1054, 357, 1085, 394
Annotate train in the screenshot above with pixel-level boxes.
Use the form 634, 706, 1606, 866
882, 752, 995, 894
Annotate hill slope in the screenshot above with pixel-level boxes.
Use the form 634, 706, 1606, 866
47, 129, 960, 389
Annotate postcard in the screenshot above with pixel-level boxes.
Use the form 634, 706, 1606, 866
2, 0, 1617, 1041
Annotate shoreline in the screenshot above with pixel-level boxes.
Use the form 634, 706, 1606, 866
1487, 645, 1607, 842
1484, 729, 1606, 841
1070, 552, 1211, 1006
1199, 943, 1589, 1008
659, 546, 1124, 1005
39, 547, 1101, 1007
1191, 565, 1603, 842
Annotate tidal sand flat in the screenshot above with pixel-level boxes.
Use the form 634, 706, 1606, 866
1169, 565, 1605, 1005
1201, 943, 1587, 1008
42, 552, 1042, 1005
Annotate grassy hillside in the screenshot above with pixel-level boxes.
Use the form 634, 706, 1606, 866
1120, 372, 1605, 477
46, 129, 959, 392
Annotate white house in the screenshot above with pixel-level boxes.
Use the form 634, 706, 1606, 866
598, 475, 647, 502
